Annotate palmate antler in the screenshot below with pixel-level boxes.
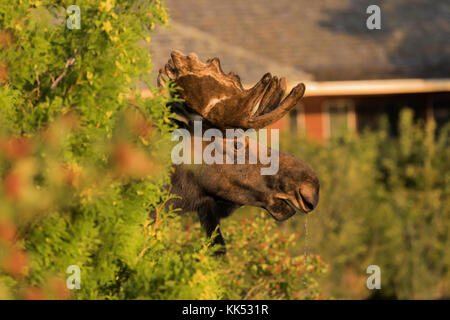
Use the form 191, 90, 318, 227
157, 50, 305, 129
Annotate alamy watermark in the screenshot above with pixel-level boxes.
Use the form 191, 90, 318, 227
366, 5, 381, 30
366, 265, 381, 290
67, 5, 81, 30
66, 265, 81, 290
171, 121, 280, 175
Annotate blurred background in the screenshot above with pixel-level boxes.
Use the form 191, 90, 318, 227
150, 0, 450, 140
0, 0, 448, 300
150, 0, 450, 299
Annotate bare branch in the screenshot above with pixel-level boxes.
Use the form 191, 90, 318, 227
51, 49, 78, 89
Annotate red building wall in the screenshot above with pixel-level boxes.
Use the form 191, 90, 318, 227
303, 97, 325, 142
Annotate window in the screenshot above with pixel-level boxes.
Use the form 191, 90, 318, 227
432, 99, 450, 135
323, 99, 356, 138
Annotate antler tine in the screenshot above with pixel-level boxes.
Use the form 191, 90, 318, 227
246, 73, 272, 101
247, 83, 305, 129
252, 76, 286, 117
266, 77, 288, 113
206, 57, 222, 73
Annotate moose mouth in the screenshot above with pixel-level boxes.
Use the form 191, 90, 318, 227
264, 195, 310, 221
281, 198, 306, 215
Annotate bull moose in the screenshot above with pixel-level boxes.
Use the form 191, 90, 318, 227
157, 51, 319, 255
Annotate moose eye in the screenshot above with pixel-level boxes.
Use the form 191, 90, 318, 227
234, 141, 244, 151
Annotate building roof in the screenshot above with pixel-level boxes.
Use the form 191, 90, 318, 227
150, 0, 450, 83
149, 22, 312, 86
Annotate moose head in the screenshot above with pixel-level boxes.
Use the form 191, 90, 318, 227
158, 51, 319, 255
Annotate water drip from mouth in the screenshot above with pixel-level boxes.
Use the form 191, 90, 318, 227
303, 214, 309, 289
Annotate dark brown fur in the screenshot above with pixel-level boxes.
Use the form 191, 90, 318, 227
159, 51, 320, 254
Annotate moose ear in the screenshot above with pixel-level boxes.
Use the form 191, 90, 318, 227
167, 101, 190, 127
168, 101, 205, 128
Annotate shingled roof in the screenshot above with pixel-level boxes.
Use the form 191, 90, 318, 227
150, 0, 450, 82
149, 22, 312, 86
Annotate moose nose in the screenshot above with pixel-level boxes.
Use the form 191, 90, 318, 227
298, 186, 319, 213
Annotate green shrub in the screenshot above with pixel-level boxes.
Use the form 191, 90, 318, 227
0, 118, 327, 299
281, 110, 450, 299
220, 211, 327, 300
